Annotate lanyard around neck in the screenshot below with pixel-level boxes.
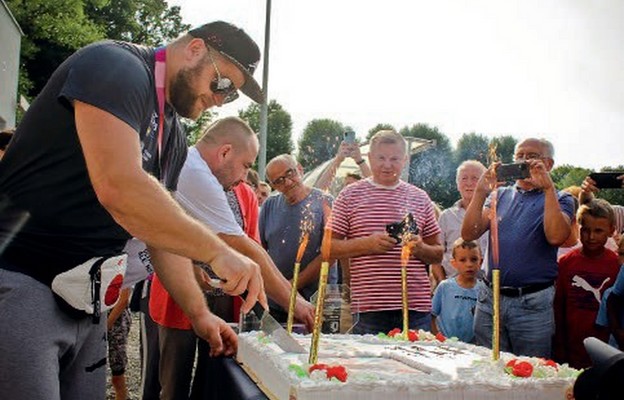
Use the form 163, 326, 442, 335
154, 47, 167, 182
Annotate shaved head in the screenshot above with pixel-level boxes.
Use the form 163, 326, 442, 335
199, 116, 257, 152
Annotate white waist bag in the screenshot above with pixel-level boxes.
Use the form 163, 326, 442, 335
51, 254, 127, 323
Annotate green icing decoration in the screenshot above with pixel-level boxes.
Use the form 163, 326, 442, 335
288, 364, 308, 378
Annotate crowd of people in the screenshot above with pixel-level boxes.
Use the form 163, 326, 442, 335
0, 18, 623, 400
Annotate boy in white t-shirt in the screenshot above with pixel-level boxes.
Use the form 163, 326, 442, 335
432, 239, 481, 342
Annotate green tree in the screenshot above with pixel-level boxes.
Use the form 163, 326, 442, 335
239, 100, 295, 166
490, 135, 517, 163
180, 111, 217, 145
7, 0, 105, 98
367, 123, 396, 141
454, 132, 490, 165
550, 165, 591, 190
399, 124, 457, 208
85, 0, 190, 46
7, 0, 188, 101
297, 119, 345, 171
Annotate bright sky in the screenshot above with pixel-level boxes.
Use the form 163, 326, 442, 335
170, 0, 623, 170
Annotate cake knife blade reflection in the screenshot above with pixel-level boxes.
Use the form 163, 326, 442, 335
248, 298, 307, 354
208, 278, 307, 354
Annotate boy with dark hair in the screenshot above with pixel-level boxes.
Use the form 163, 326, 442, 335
554, 199, 620, 368
431, 239, 480, 343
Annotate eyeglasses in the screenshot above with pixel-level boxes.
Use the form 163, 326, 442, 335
207, 50, 239, 104
514, 152, 543, 161
270, 168, 297, 186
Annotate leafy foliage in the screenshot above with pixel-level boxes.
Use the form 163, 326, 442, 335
400, 124, 457, 208
239, 100, 295, 166
6, 0, 188, 100
366, 123, 396, 141
7, 0, 105, 98
455, 132, 490, 165
85, 0, 190, 46
551, 165, 592, 190
297, 119, 345, 171
490, 135, 517, 163
180, 110, 217, 146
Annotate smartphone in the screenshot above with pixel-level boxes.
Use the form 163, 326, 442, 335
385, 213, 419, 244
343, 131, 356, 144
589, 172, 623, 189
496, 163, 530, 182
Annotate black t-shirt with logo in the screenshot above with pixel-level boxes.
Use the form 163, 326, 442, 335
0, 41, 187, 284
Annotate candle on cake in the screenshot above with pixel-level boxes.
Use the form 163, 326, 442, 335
287, 232, 309, 334
400, 242, 411, 340
309, 205, 332, 364
488, 144, 501, 361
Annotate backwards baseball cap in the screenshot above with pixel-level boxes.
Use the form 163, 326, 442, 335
189, 21, 264, 103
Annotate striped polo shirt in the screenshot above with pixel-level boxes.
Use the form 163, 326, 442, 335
331, 178, 440, 313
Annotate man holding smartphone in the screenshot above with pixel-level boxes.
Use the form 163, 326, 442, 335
462, 137, 575, 358
315, 131, 372, 193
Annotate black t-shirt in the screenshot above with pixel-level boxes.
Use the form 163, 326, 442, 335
0, 41, 187, 284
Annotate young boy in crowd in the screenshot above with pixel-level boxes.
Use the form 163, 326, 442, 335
431, 239, 481, 343
554, 199, 620, 368
596, 236, 624, 349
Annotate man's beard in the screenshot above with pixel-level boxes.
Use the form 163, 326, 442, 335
169, 66, 202, 119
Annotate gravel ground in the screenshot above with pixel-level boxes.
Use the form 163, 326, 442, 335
106, 312, 143, 400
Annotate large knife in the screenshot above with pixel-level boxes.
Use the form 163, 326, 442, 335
208, 278, 306, 354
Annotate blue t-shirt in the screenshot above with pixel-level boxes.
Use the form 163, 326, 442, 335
259, 188, 333, 303
431, 277, 478, 342
596, 264, 624, 326
485, 185, 574, 287
595, 265, 624, 348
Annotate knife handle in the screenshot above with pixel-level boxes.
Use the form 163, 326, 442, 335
206, 279, 266, 318
240, 290, 266, 318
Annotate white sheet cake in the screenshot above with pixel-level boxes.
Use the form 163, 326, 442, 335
237, 331, 580, 400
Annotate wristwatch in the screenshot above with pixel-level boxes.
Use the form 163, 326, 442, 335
355, 159, 366, 165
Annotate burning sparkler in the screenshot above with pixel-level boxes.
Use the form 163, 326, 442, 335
309, 202, 332, 364
488, 143, 501, 360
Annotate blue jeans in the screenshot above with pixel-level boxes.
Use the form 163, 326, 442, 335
473, 281, 555, 358
351, 309, 431, 335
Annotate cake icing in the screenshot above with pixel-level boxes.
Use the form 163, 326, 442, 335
237, 331, 579, 400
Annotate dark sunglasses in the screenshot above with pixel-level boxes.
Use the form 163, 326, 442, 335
270, 168, 297, 186
207, 50, 239, 104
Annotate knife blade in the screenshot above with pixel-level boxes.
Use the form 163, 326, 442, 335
207, 278, 307, 354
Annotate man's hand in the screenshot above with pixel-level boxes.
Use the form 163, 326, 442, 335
345, 142, 362, 161
365, 232, 397, 254
477, 163, 499, 195
193, 265, 214, 292
294, 297, 315, 332
405, 233, 425, 258
526, 159, 554, 190
581, 176, 599, 194
191, 310, 238, 357
336, 141, 351, 161
404, 232, 443, 265
209, 247, 268, 314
